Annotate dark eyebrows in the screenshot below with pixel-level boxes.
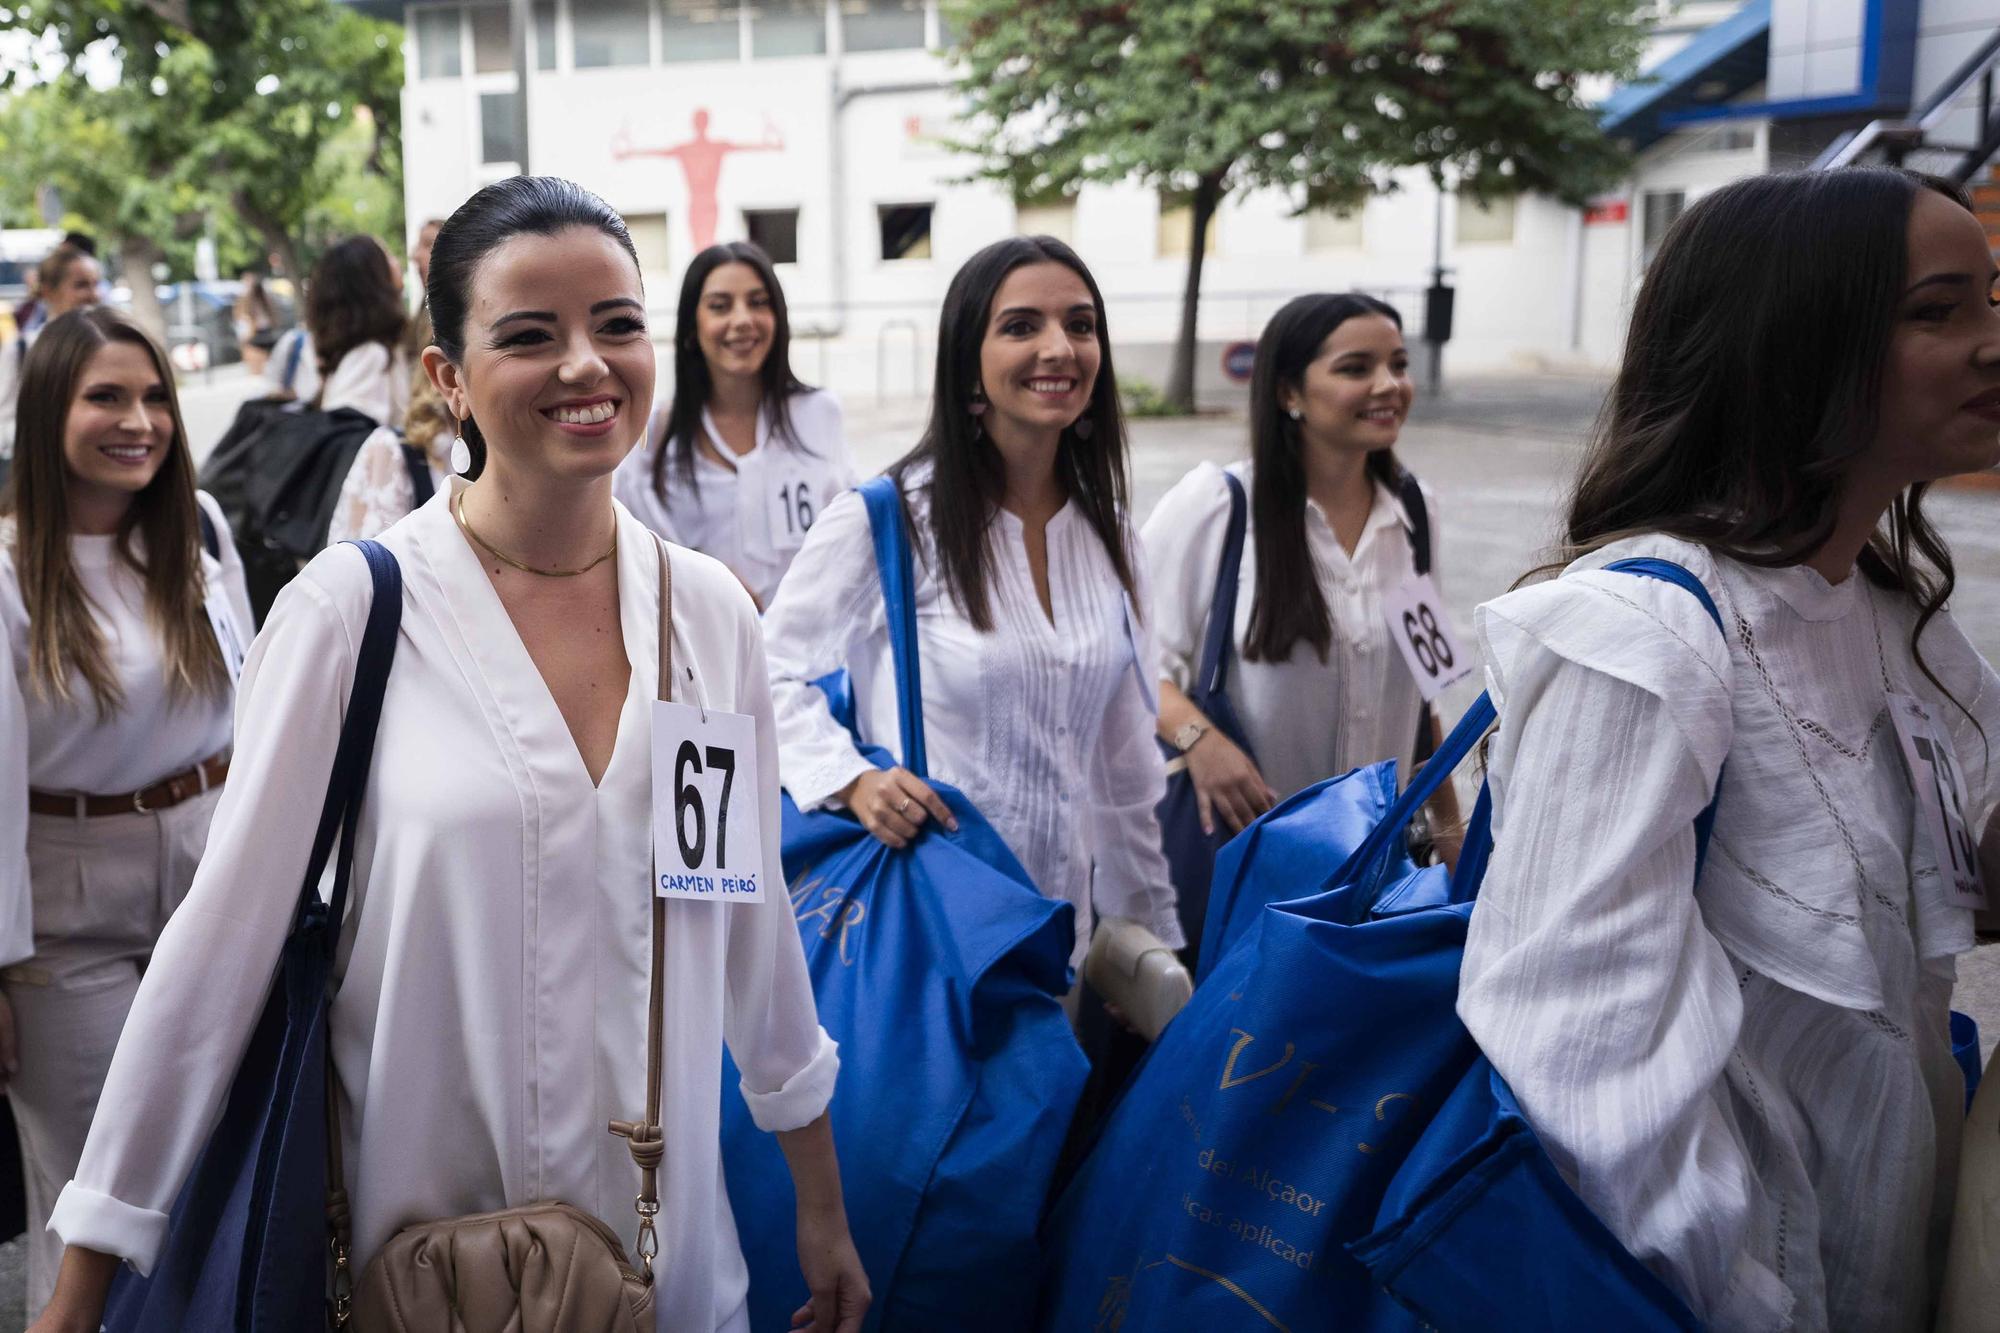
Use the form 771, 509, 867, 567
1902, 273, 1977, 299
493, 309, 556, 327
994, 304, 1097, 321
591, 297, 644, 315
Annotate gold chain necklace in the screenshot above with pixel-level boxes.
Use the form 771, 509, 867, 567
453, 488, 617, 578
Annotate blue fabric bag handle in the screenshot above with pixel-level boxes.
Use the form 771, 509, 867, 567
858, 475, 928, 778
104, 540, 401, 1331
1194, 472, 1249, 697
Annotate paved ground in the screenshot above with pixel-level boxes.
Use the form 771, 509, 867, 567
0, 370, 1989, 1329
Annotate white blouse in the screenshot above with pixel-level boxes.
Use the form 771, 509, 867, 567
0, 491, 254, 967
1460, 533, 2000, 1332
320, 342, 408, 430
1142, 460, 1438, 798
325, 426, 448, 545
0, 329, 36, 457
50, 486, 839, 1332
613, 389, 859, 607
762, 477, 1181, 966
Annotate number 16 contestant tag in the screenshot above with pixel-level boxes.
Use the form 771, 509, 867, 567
1381, 573, 1474, 701
651, 700, 765, 903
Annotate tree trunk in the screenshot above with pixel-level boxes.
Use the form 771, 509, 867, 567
1164, 170, 1226, 415
232, 186, 305, 289
118, 234, 168, 341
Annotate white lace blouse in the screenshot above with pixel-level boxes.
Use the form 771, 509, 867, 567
612, 389, 858, 608
1142, 459, 1438, 798
761, 477, 1181, 966
1461, 533, 2000, 1332
326, 427, 447, 545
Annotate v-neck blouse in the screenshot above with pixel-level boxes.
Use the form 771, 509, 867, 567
51, 485, 838, 1332
761, 478, 1181, 966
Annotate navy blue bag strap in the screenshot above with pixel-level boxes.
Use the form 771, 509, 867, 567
197, 503, 222, 561
857, 476, 927, 780
281, 329, 306, 393
1194, 472, 1248, 697
401, 440, 436, 508
294, 539, 402, 948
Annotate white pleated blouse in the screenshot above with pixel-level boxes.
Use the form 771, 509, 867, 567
50, 485, 838, 1332
1460, 533, 2000, 1332
613, 389, 859, 607
1142, 460, 1437, 798
761, 476, 1181, 965
0, 491, 254, 968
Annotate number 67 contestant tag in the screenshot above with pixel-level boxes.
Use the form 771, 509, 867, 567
651, 700, 765, 903
1381, 573, 1474, 701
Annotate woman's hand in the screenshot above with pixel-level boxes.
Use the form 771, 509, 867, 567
836, 767, 957, 849
27, 1247, 120, 1333
1185, 732, 1278, 836
789, 1204, 870, 1333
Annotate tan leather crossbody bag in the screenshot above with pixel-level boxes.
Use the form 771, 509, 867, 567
332, 544, 680, 1332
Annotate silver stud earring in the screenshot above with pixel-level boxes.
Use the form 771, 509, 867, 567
1286, 407, 1304, 421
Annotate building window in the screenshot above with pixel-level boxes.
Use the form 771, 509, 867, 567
843, 0, 924, 52
470, 4, 514, 74
1156, 197, 1217, 258
1641, 189, 1686, 267
534, 0, 558, 69
662, 2, 742, 62
745, 208, 801, 264
1015, 200, 1076, 245
1454, 194, 1516, 245
1305, 207, 1364, 250
625, 212, 672, 275
753, 0, 827, 57
480, 90, 522, 164
573, 0, 651, 68
415, 6, 463, 79
878, 203, 933, 261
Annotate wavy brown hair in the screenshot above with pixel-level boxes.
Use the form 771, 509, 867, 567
3, 307, 224, 714
1556, 167, 1977, 714
306, 235, 406, 393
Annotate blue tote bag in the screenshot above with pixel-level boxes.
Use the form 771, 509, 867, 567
104, 540, 401, 1331
720, 476, 1088, 1332
1038, 558, 1717, 1332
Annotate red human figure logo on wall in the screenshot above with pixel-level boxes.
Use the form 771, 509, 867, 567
612, 109, 784, 250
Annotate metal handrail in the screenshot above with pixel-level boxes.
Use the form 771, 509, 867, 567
1818, 26, 2000, 170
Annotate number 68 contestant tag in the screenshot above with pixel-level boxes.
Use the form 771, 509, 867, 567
1381, 573, 1474, 701
651, 700, 765, 903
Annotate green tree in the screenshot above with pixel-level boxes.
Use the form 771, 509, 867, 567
948, 0, 1651, 411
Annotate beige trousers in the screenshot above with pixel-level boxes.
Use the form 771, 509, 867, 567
4, 787, 219, 1318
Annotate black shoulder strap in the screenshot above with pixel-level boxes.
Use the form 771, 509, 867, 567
1397, 468, 1431, 577
401, 441, 435, 508
1194, 471, 1250, 697
197, 501, 221, 561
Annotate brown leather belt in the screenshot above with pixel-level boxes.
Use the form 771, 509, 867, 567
28, 753, 230, 818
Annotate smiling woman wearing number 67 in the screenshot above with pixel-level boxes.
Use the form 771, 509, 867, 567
30, 177, 868, 1333
614, 242, 857, 611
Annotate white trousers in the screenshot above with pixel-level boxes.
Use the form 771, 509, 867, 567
4, 788, 219, 1318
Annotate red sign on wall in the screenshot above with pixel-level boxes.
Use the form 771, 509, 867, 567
1584, 198, 1631, 226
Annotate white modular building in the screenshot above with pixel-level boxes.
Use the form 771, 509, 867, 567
379, 0, 2000, 399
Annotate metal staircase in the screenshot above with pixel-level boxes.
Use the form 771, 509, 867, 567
1816, 27, 2000, 196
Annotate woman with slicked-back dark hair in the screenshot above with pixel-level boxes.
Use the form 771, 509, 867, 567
33, 177, 867, 1333
614, 241, 856, 609
1458, 167, 2000, 1330
762, 234, 1182, 975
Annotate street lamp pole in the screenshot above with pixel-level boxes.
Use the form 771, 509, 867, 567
510, 0, 532, 175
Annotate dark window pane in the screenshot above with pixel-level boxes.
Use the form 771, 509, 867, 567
663, 1, 740, 62
745, 208, 800, 264
534, 0, 557, 69
470, 5, 513, 73
842, 0, 922, 52
481, 90, 523, 164
574, 0, 651, 68
752, 0, 825, 57
1641, 190, 1685, 267
877, 203, 932, 261
415, 6, 463, 78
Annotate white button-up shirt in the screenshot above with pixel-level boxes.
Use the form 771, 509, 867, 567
762, 478, 1181, 965
614, 388, 858, 608
1142, 460, 1436, 799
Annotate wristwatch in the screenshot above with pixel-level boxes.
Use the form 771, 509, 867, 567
1171, 719, 1210, 753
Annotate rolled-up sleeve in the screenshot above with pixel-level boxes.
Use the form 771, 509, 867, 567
761, 489, 883, 811
50, 553, 365, 1270
1459, 575, 1791, 1331
723, 598, 838, 1133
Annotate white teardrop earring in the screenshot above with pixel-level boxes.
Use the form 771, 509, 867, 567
449, 424, 472, 475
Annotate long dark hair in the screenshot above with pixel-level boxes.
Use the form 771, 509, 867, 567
3, 307, 223, 713
305, 236, 405, 390
425, 176, 641, 481
1562, 166, 1975, 712
652, 240, 808, 502
1243, 293, 1407, 664
889, 235, 1135, 631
